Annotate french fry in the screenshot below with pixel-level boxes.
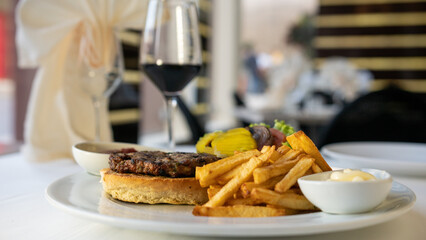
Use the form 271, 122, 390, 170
274, 157, 314, 193
207, 185, 222, 199
216, 164, 243, 185
225, 197, 261, 206
274, 149, 303, 165
265, 205, 300, 215
277, 145, 291, 155
209, 184, 245, 200
286, 187, 303, 195
304, 168, 313, 176
196, 149, 260, 187
253, 159, 298, 184
251, 188, 316, 210
217, 166, 256, 185
253, 153, 307, 185
267, 150, 283, 164
261, 145, 271, 153
286, 131, 332, 171
195, 167, 201, 180
204, 146, 275, 208
233, 189, 243, 199
208, 185, 246, 200
240, 175, 285, 198
311, 163, 322, 173
192, 205, 286, 217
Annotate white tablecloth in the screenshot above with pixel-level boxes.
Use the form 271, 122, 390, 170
1, 152, 426, 240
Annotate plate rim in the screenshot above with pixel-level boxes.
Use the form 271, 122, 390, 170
322, 142, 426, 165
45, 172, 416, 237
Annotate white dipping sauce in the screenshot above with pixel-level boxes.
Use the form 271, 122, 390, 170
329, 169, 376, 182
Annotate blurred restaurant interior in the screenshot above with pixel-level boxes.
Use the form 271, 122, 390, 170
0, 0, 426, 154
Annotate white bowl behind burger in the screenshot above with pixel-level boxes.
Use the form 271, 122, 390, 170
72, 141, 162, 176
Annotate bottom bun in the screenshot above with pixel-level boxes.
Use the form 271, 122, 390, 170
100, 168, 208, 205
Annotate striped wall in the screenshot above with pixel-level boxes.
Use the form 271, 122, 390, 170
315, 0, 426, 93
109, 29, 141, 143
191, 0, 212, 125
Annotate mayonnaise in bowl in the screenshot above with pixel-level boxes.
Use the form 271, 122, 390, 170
328, 169, 376, 182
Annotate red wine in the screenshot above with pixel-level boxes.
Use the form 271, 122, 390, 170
141, 64, 201, 95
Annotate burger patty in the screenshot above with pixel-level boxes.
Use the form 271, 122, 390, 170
109, 151, 219, 178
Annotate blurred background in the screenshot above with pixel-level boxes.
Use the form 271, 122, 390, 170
1, 0, 426, 153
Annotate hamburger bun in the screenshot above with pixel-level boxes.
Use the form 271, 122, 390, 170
100, 168, 209, 205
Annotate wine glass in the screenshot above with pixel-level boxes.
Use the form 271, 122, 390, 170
78, 29, 124, 141
140, 0, 202, 150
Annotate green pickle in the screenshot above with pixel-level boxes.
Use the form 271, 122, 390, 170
196, 128, 257, 157
195, 131, 222, 155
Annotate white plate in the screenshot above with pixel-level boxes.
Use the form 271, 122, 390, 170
322, 142, 426, 177
45, 172, 415, 237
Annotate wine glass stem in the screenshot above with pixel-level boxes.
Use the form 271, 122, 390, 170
93, 98, 101, 142
166, 96, 177, 151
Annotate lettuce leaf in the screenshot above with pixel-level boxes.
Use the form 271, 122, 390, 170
273, 119, 295, 136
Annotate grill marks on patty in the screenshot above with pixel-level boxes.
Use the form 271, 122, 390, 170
109, 151, 219, 178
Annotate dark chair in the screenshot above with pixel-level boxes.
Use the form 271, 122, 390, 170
317, 85, 426, 149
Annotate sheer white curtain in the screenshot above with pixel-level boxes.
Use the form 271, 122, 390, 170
16, 0, 148, 161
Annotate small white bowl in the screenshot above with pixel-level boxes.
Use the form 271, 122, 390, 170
72, 141, 162, 176
298, 168, 392, 214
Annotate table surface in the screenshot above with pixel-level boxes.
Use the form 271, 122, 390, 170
1, 151, 426, 240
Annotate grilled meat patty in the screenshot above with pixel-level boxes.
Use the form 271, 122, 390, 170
109, 151, 219, 178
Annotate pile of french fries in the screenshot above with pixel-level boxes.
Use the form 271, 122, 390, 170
193, 131, 332, 217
